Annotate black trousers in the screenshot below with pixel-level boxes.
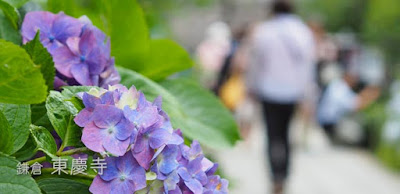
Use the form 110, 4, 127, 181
262, 100, 296, 182
322, 123, 336, 141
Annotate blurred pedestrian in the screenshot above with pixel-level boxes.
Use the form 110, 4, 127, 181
216, 23, 257, 138
195, 21, 232, 89
247, 1, 315, 193
317, 71, 380, 142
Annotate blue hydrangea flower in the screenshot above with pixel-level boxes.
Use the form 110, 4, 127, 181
89, 153, 146, 193
74, 90, 114, 127
181, 140, 203, 161
81, 105, 135, 156
150, 145, 181, 193
75, 85, 228, 193
157, 145, 180, 175
21, 11, 120, 88
21, 11, 83, 53
177, 157, 208, 194
123, 95, 183, 169
130, 121, 171, 169
204, 175, 229, 194
52, 26, 112, 86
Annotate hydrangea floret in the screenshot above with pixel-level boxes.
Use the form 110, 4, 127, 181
21, 11, 120, 88
75, 85, 228, 194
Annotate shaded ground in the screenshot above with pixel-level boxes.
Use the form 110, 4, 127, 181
215, 114, 400, 194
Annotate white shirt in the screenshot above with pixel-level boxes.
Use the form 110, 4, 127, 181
317, 79, 358, 125
248, 14, 315, 103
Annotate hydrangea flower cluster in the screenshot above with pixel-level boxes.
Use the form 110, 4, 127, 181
21, 11, 120, 88
74, 85, 228, 194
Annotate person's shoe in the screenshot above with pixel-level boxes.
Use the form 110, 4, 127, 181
272, 181, 284, 194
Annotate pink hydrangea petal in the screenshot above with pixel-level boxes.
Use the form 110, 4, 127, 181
133, 144, 154, 170
73, 108, 92, 127
103, 136, 129, 156
53, 46, 79, 78
71, 63, 92, 86
81, 122, 106, 153
79, 27, 96, 55
53, 77, 68, 89
132, 133, 146, 153
65, 37, 81, 56
89, 175, 112, 194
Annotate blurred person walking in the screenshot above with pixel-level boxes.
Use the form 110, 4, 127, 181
317, 70, 380, 142
247, 1, 315, 193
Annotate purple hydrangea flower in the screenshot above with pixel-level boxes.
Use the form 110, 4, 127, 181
81, 105, 135, 156
130, 120, 170, 169
124, 95, 183, 169
21, 11, 120, 88
204, 175, 229, 194
156, 145, 180, 175
89, 153, 146, 193
75, 85, 228, 193
52, 26, 112, 86
21, 11, 83, 53
151, 145, 181, 193
177, 157, 208, 194
74, 90, 114, 127
181, 141, 203, 162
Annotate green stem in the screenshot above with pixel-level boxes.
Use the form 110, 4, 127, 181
26, 147, 90, 165
40, 168, 96, 179
58, 147, 90, 156
56, 143, 65, 155
27, 156, 46, 166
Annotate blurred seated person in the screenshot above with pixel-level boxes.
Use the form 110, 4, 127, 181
317, 71, 380, 141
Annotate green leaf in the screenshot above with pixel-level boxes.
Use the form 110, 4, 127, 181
61, 86, 99, 112
0, 39, 47, 104
0, 0, 20, 29
29, 125, 57, 158
0, 110, 13, 154
118, 67, 240, 148
3, 0, 28, 8
0, 153, 41, 194
22, 32, 55, 91
0, 13, 21, 44
46, 91, 82, 148
31, 103, 52, 130
0, 103, 31, 154
161, 78, 240, 147
140, 39, 193, 80
106, 1, 193, 80
13, 134, 37, 161
109, 0, 149, 70
61, 86, 99, 99
34, 172, 93, 186
37, 178, 90, 194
